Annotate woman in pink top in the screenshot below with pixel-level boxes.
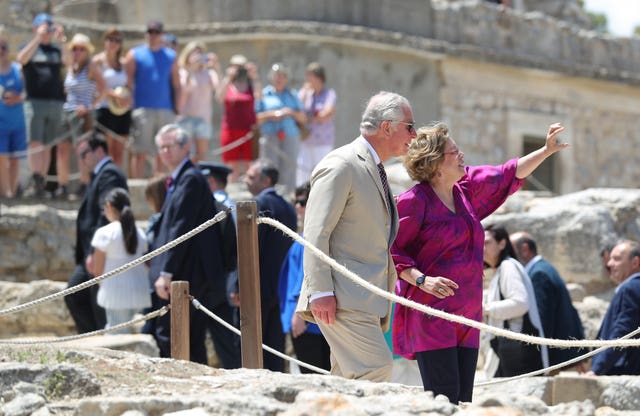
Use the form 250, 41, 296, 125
391, 121, 566, 404
177, 41, 220, 162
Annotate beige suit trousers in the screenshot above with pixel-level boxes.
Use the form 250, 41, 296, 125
316, 308, 393, 382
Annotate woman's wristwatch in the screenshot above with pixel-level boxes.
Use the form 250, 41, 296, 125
415, 274, 426, 287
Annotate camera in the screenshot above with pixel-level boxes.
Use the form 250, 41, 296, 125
48, 25, 56, 33
236, 66, 248, 78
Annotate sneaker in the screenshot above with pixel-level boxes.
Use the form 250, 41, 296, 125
53, 185, 69, 200
23, 174, 45, 199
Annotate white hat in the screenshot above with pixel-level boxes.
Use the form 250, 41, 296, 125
229, 54, 248, 66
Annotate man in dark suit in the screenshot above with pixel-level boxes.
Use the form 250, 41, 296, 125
64, 132, 128, 333
511, 231, 586, 369
588, 240, 640, 375
150, 124, 227, 364
240, 158, 297, 371
199, 161, 241, 369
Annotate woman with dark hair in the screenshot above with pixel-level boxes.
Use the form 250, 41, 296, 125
483, 225, 548, 377
296, 62, 336, 186
88, 187, 149, 333
216, 54, 261, 183
93, 27, 131, 169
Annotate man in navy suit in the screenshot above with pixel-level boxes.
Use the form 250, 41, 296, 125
65, 132, 127, 333
240, 158, 297, 371
149, 124, 227, 364
511, 231, 586, 369
588, 240, 640, 375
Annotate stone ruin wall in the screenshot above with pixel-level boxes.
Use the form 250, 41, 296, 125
2, 0, 640, 191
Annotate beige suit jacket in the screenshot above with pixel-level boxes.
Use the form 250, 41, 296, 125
296, 138, 399, 331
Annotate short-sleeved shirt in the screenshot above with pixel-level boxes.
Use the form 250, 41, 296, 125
0, 62, 26, 129
21, 43, 65, 101
91, 221, 151, 310
132, 45, 175, 110
298, 87, 336, 146
255, 85, 302, 138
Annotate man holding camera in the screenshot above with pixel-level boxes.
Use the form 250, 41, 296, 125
17, 13, 66, 198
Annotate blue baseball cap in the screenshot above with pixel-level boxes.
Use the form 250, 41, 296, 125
32, 13, 53, 27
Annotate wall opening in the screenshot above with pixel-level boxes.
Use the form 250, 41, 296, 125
523, 135, 556, 193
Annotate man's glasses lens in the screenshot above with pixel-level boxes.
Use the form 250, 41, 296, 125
295, 199, 307, 207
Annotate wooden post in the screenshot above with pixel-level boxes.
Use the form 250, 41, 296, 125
170, 281, 190, 361
236, 201, 263, 369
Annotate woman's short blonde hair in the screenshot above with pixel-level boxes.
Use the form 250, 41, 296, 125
178, 40, 206, 68
403, 122, 450, 182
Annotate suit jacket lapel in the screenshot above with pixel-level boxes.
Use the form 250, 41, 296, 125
354, 140, 390, 212
353, 140, 399, 243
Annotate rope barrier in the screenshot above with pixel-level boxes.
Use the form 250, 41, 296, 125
257, 217, 640, 349
0, 209, 229, 317
192, 298, 330, 375
209, 130, 256, 156
475, 325, 640, 386
0, 306, 169, 344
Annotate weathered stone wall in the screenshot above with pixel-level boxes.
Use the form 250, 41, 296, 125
439, 58, 640, 193
4, 1, 640, 190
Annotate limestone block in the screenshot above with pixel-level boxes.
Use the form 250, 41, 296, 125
59, 334, 160, 358
485, 188, 640, 294
566, 283, 587, 303
0, 363, 101, 399
552, 374, 603, 406
0, 205, 76, 282
474, 377, 553, 406
0, 280, 75, 337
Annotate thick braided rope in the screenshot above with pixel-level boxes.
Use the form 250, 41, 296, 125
475, 325, 640, 386
210, 130, 255, 156
258, 217, 640, 349
0, 210, 228, 317
0, 306, 169, 344
192, 298, 330, 375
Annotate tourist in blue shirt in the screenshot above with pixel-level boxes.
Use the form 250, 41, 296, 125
255, 63, 306, 192
0, 27, 27, 198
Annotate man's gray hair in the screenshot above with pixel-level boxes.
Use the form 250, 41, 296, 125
617, 239, 640, 262
359, 91, 411, 136
155, 123, 189, 145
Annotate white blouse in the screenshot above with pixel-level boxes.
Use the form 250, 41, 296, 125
91, 221, 151, 310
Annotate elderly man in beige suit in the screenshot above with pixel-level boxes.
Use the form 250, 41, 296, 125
296, 91, 417, 381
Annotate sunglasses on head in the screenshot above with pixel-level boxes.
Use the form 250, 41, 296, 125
106, 37, 122, 43
147, 29, 162, 35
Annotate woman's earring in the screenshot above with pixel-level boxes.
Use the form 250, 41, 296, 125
437, 171, 442, 178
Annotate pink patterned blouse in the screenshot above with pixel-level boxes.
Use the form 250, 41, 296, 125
391, 159, 523, 359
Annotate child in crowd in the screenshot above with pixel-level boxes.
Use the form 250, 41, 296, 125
89, 187, 149, 333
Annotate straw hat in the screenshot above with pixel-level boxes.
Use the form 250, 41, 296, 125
67, 33, 95, 54
229, 54, 248, 66
107, 86, 131, 116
